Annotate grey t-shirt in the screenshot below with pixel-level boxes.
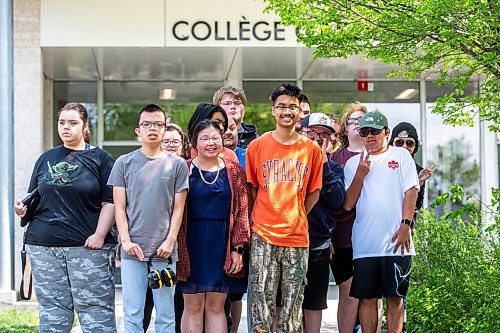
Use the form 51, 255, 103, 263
108, 149, 189, 262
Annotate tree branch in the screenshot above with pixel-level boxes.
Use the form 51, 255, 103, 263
331, 0, 423, 40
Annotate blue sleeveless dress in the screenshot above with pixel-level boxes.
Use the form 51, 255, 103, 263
177, 166, 234, 294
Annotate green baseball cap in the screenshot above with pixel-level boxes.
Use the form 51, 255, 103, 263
359, 111, 388, 129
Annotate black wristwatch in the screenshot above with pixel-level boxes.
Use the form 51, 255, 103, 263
401, 219, 414, 229
231, 246, 244, 254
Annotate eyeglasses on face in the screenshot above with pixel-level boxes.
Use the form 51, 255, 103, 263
300, 130, 330, 140
198, 136, 222, 143
162, 139, 182, 147
346, 116, 363, 125
359, 128, 383, 137
139, 121, 165, 129
220, 100, 243, 106
274, 104, 300, 112
394, 139, 416, 148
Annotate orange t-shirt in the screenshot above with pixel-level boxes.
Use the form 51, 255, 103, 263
246, 132, 323, 247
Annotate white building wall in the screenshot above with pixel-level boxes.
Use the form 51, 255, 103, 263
13, 0, 43, 291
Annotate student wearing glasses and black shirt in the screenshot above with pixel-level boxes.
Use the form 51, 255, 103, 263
298, 113, 345, 333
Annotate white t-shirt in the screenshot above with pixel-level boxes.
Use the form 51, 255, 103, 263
344, 146, 419, 259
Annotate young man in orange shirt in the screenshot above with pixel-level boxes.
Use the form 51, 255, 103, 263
246, 84, 323, 332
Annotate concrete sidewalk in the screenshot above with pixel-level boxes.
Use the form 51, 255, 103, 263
72, 286, 340, 332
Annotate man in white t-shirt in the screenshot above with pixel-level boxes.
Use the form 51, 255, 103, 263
342, 111, 419, 333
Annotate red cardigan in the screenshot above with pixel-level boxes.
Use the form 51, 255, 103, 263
176, 157, 251, 281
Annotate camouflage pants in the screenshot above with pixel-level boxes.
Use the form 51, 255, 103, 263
250, 233, 308, 333
26, 245, 116, 333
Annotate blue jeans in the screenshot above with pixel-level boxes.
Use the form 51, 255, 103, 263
121, 258, 176, 333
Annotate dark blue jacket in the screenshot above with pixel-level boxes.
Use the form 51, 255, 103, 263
237, 123, 258, 149
308, 159, 345, 249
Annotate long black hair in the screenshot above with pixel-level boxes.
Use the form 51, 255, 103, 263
187, 103, 228, 141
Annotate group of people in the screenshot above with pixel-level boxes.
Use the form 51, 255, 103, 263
15, 83, 433, 333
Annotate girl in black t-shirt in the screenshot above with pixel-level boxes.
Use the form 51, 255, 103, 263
15, 103, 117, 333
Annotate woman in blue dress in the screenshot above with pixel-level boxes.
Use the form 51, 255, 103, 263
177, 120, 251, 333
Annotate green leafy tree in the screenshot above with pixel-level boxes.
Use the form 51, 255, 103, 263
265, 0, 500, 130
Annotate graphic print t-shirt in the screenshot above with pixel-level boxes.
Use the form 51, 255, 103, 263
246, 133, 323, 248
25, 145, 115, 247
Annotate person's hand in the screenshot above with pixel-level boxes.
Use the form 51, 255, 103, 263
391, 224, 411, 256
356, 151, 371, 178
122, 240, 144, 260
329, 243, 335, 260
227, 251, 243, 274
85, 233, 105, 249
157, 237, 176, 259
14, 199, 27, 217
419, 168, 433, 184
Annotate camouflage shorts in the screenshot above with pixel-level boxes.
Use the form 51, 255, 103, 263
250, 233, 308, 333
26, 245, 116, 333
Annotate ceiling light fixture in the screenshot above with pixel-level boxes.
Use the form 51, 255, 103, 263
159, 88, 177, 100
395, 88, 418, 100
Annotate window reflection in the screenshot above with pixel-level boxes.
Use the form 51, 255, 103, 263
425, 104, 480, 214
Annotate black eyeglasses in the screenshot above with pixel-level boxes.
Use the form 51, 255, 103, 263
162, 139, 182, 147
394, 139, 416, 148
139, 121, 165, 129
300, 130, 331, 140
346, 116, 363, 125
359, 128, 383, 137
274, 104, 301, 112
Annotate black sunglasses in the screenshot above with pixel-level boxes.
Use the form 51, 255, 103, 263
346, 116, 363, 125
359, 128, 383, 137
394, 139, 416, 148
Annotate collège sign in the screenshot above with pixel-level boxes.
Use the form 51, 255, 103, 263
165, 0, 299, 47
41, 0, 298, 47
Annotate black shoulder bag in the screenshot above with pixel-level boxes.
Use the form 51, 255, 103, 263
20, 188, 40, 227
19, 188, 40, 300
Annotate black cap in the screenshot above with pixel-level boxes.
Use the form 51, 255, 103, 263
389, 122, 420, 155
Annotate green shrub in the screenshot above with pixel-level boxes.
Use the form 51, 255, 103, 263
0, 309, 38, 333
407, 210, 500, 332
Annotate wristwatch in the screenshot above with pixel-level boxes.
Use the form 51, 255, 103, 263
401, 218, 414, 229
231, 246, 244, 254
